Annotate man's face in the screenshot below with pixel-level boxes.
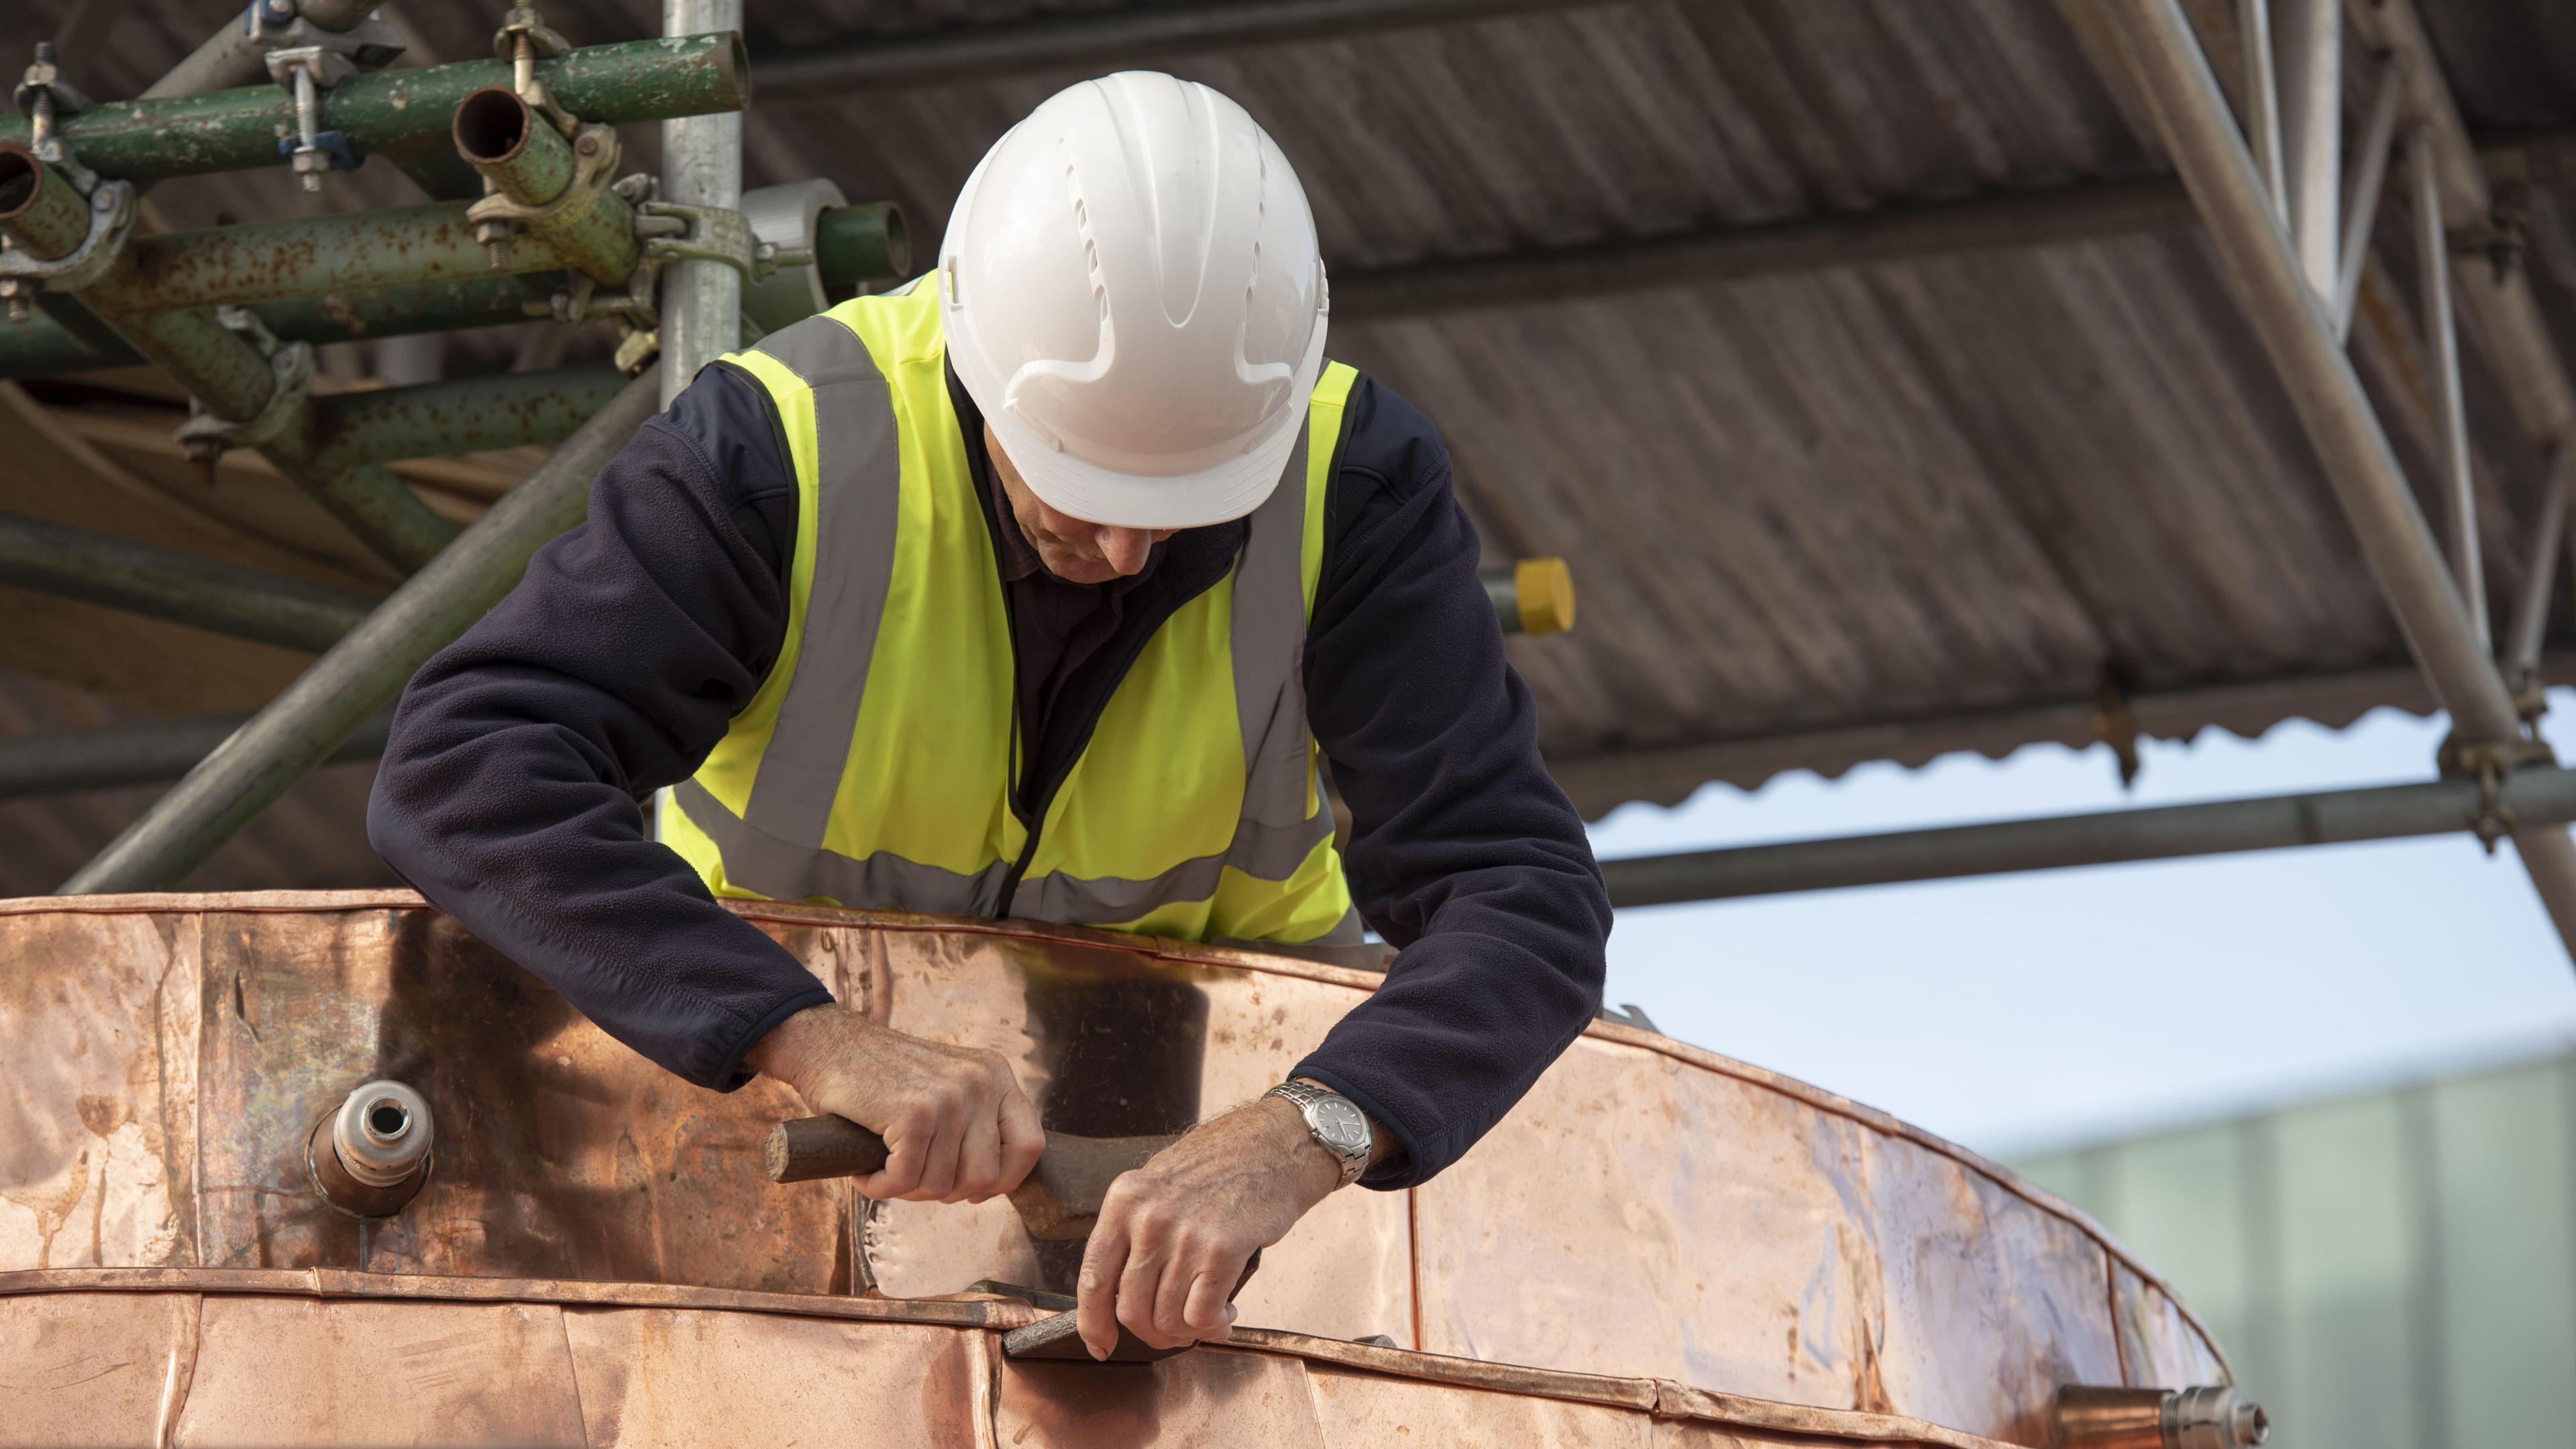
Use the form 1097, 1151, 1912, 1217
985, 423, 1177, 584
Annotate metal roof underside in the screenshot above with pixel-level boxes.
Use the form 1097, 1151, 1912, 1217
6, 0, 2576, 886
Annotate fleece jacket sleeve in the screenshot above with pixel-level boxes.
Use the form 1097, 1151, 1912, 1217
1289, 377, 1612, 1187
366, 366, 831, 1090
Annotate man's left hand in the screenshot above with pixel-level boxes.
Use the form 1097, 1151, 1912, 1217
1073, 1091, 1356, 1360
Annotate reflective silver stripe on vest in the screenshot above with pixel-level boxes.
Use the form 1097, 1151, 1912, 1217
675, 778, 1008, 916
737, 315, 902, 857
1227, 425, 1325, 853
680, 776, 1359, 942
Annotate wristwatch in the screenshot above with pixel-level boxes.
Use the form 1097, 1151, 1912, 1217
1266, 1080, 1372, 1188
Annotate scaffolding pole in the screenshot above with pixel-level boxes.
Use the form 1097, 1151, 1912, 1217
2098, 0, 2576, 961
57, 374, 661, 895
2276, 0, 2340, 306
2504, 454, 2575, 698
0, 511, 372, 652
2332, 52, 2408, 343
659, 0, 743, 407
0, 710, 392, 800
2412, 122, 2486, 647
1600, 769, 2576, 907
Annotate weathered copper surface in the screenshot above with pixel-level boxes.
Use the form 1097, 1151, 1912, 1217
0, 892, 2232, 1447
0, 1277, 2041, 1448
1, 1267, 2198, 1446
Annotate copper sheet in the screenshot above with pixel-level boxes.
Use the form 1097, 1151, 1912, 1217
0, 908, 199, 1269
0, 1277, 2035, 1448
1306, 1364, 1650, 1447
998, 1345, 1330, 1448
2109, 1262, 2233, 1388
1411, 1028, 2124, 1444
192, 905, 847, 1291
172, 1296, 587, 1446
0, 1287, 195, 1447
0, 892, 2229, 1446
561, 1308, 989, 1446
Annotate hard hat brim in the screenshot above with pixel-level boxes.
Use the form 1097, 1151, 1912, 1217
979, 321, 1328, 532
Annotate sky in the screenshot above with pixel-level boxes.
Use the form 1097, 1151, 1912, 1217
1585, 688, 2576, 1161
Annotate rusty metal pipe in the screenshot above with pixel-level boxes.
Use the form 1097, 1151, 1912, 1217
26, 35, 751, 183
0, 150, 457, 572
454, 89, 576, 207
0, 275, 563, 379
814, 203, 912, 294
294, 466, 459, 574
88, 201, 581, 315
0, 145, 92, 260
451, 89, 638, 285
0, 145, 272, 421
0, 509, 374, 653
0, 709, 391, 800
305, 365, 631, 472
58, 372, 661, 895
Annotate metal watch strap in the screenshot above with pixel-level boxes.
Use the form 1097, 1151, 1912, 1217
1266, 1080, 1369, 1187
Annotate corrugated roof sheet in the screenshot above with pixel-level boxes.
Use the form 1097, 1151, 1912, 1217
4, 0, 2575, 869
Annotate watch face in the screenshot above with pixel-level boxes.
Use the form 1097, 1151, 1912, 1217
1311, 1096, 1369, 1152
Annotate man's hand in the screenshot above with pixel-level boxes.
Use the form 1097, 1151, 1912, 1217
1074, 1087, 1373, 1360
745, 1002, 1043, 1204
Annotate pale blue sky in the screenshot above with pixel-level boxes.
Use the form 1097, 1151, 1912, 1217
1587, 688, 2576, 1159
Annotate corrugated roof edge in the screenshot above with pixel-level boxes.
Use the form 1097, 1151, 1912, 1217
1550, 652, 2576, 818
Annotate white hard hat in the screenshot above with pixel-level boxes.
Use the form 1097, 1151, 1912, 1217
939, 72, 1330, 530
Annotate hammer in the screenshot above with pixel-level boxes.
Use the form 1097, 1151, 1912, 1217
765, 1115, 1258, 1362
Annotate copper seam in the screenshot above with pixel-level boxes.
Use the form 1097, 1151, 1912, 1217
0, 1266, 2021, 1448
5, 892, 2230, 1371
1404, 1184, 1425, 1354
2104, 1244, 2133, 1388
554, 1290, 592, 1448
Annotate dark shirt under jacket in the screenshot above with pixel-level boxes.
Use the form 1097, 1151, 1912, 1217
368, 360, 1611, 1188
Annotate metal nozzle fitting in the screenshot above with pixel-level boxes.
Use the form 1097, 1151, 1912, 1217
307, 1079, 435, 1216
2055, 1385, 2268, 1449
2165, 1387, 2268, 1449
333, 1079, 433, 1185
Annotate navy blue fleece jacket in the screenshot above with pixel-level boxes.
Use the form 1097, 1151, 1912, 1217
367, 364, 1609, 1187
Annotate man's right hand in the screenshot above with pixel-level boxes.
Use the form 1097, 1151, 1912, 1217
745, 1002, 1044, 1205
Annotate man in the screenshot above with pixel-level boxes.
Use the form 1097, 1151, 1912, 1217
368, 72, 1609, 1361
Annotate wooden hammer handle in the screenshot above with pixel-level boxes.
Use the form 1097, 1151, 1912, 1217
766, 1115, 888, 1183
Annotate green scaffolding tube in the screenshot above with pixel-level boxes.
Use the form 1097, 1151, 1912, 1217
0, 35, 749, 188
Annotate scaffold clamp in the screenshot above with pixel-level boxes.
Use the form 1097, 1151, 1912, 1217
0, 178, 133, 321
2439, 733, 2558, 852
174, 308, 316, 466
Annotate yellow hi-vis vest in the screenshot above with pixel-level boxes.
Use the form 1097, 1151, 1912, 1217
659, 281, 1360, 946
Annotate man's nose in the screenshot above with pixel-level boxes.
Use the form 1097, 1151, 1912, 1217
1097, 527, 1154, 576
